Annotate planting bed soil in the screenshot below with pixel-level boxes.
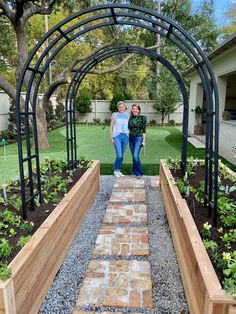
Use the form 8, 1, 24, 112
170, 164, 236, 288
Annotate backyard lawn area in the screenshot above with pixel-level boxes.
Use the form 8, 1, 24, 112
0, 124, 234, 183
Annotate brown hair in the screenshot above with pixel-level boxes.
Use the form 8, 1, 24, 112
131, 104, 141, 116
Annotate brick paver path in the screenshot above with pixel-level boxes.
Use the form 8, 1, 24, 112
73, 177, 157, 313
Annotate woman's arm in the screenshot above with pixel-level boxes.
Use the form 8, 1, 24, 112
142, 116, 147, 146
110, 114, 115, 144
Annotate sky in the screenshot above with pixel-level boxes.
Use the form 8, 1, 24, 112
193, 0, 233, 27
213, 0, 232, 26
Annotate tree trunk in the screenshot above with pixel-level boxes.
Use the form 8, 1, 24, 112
36, 99, 49, 149
15, 23, 49, 149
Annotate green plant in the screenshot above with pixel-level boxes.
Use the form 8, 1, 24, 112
103, 118, 111, 125
222, 111, 230, 120
8, 195, 22, 211
0, 263, 12, 280
149, 119, 156, 126
20, 221, 34, 232
0, 222, 8, 230
9, 228, 17, 237
218, 197, 236, 227
0, 238, 12, 258
200, 221, 212, 239
168, 119, 175, 126
76, 88, 92, 121
221, 230, 236, 249
203, 239, 218, 260
1, 210, 15, 224
93, 118, 101, 125
17, 236, 32, 248
109, 87, 125, 112
222, 251, 236, 299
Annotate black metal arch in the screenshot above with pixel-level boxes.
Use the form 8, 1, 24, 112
16, 3, 219, 224
65, 45, 189, 174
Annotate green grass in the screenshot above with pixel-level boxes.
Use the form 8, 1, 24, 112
0, 125, 235, 182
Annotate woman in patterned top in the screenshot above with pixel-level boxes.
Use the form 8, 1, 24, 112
110, 101, 129, 178
128, 104, 146, 178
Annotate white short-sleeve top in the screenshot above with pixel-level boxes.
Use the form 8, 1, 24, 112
112, 112, 129, 138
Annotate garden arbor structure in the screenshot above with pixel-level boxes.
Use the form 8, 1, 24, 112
65, 45, 189, 172
16, 4, 219, 225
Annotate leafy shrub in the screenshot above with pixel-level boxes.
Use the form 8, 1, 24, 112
55, 98, 65, 122
93, 118, 101, 125
76, 88, 92, 116
103, 117, 111, 125
0, 239, 12, 258
0, 263, 12, 280
17, 236, 32, 248
168, 119, 176, 126
46, 100, 55, 125
109, 88, 125, 113
149, 119, 156, 126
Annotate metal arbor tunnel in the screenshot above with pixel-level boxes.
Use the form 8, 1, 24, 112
16, 3, 219, 224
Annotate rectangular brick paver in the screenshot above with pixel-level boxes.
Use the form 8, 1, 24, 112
150, 176, 160, 188
93, 226, 149, 256
103, 203, 147, 224
76, 260, 153, 309
114, 177, 145, 188
110, 189, 146, 203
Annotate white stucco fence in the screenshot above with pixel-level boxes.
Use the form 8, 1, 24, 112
0, 91, 183, 131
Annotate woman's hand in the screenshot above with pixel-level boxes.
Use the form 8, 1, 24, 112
111, 138, 115, 145
142, 140, 146, 147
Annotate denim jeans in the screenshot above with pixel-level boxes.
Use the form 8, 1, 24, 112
113, 133, 128, 171
129, 135, 143, 176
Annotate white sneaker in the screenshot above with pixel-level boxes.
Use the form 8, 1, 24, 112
118, 171, 125, 177
114, 171, 121, 178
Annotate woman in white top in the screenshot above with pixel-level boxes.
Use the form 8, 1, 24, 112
110, 101, 129, 177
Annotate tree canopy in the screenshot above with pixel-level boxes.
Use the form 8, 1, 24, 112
0, 0, 224, 147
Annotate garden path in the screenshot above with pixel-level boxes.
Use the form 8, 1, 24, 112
40, 175, 188, 313
73, 177, 159, 313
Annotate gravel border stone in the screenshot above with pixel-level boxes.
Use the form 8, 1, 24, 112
39, 176, 189, 314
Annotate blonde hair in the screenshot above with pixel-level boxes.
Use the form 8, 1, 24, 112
117, 101, 126, 109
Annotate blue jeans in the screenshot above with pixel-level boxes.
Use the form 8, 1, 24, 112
129, 136, 143, 176
113, 133, 128, 171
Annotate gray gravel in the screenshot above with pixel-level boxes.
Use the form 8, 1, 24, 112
39, 176, 189, 314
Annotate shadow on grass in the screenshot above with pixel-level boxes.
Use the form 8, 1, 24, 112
100, 163, 160, 175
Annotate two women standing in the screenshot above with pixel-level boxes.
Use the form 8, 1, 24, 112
110, 102, 146, 178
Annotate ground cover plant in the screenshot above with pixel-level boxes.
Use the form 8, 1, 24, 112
167, 157, 236, 299
0, 157, 91, 280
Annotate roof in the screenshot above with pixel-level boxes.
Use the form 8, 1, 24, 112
208, 32, 236, 60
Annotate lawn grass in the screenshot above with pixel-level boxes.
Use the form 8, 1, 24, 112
0, 125, 235, 183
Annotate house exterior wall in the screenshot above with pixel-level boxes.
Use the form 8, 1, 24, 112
189, 44, 236, 165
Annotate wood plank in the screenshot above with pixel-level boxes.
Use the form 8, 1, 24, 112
15, 169, 99, 313
160, 160, 235, 314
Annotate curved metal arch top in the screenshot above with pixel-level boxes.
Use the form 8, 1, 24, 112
65, 45, 189, 174
15, 3, 219, 225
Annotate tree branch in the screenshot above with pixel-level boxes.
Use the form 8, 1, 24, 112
0, 76, 17, 101
21, 3, 53, 25
43, 38, 117, 101
89, 54, 134, 74
0, 0, 14, 23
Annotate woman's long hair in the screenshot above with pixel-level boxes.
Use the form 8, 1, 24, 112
130, 104, 141, 116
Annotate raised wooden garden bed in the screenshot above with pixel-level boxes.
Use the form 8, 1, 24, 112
0, 160, 100, 314
160, 159, 236, 314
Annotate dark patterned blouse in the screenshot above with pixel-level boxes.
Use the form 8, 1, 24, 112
128, 115, 147, 137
